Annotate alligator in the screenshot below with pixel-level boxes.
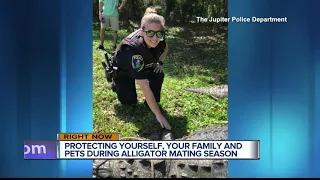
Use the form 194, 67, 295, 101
93, 125, 228, 178
185, 84, 228, 99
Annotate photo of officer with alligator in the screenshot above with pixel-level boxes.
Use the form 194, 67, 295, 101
93, 0, 228, 178
112, 7, 172, 133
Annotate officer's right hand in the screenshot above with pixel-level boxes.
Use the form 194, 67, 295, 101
156, 114, 171, 130
153, 63, 163, 73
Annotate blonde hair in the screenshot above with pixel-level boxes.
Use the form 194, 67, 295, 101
144, 7, 157, 15
141, 7, 165, 30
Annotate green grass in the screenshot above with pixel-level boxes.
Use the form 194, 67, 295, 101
93, 22, 228, 139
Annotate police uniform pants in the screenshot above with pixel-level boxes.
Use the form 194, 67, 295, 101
113, 71, 165, 105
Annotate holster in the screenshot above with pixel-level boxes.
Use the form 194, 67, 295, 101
102, 55, 119, 82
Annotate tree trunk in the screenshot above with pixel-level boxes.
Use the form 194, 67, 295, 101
211, 1, 214, 17
201, 0, 205, 17
224, 0, 228, 17
163, 0, 168, 19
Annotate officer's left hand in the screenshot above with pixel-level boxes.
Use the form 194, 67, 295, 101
153, 63, 163, 73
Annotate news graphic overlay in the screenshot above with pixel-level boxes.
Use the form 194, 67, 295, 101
57, 134, 260, 160
58, 133, 120, 141
24, 141, 58, 159
196, 16, 288, 23
24, 134, 260, 160
57, 133, 120, 159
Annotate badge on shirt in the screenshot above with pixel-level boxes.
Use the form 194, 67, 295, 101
131, 55, 144, 72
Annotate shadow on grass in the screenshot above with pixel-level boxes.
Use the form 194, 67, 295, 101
114, 103, 188, 139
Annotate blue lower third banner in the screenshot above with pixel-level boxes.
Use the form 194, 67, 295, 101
57, 140, 260, 160
24, 141, 57, 159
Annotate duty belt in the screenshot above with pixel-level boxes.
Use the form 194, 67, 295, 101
114, 65, 155, 78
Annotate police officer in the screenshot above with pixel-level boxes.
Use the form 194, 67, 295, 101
111, 8, 171, 130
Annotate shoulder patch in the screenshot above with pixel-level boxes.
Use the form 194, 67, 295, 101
131, 55, 144, 72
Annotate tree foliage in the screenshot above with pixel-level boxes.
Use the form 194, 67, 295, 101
93, 0, 228, 23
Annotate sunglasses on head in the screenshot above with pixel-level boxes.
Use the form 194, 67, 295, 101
144, 30, 165, 38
